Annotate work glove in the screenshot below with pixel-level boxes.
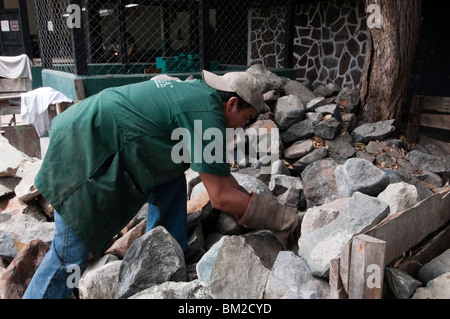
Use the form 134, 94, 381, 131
238, 193, 301, 252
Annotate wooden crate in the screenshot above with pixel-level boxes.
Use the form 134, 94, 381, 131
406, 95, 450, 152
330, 188, 450, 299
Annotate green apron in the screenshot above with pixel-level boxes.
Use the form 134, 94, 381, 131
35, 79, 230, 257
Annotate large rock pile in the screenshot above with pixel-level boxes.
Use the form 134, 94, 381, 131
1, 65, 449, 299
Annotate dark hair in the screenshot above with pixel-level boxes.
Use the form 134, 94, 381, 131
216, 90, 252, 111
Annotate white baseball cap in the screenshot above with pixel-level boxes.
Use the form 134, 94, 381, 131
202, 70, 264, 113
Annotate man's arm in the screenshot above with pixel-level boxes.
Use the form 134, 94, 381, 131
199, 172, 251, 220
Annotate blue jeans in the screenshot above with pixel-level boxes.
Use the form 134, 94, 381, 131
22, 211, 90, 299
146, 175, 188, 251
23, 175, 187, 299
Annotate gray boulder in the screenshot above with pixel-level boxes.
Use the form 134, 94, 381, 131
264, 251, 329, 299
298, 192, 390, 277
301, 158, 339, 205
196, 236, 270, 299
377, 182, 419, 216
314, 118, 341, 140
336, 87, 360, 113
274, 95, 306, 130
385, 267, 422, 299
79, 260, 122, 299
351, 120, 395, 144
246, 64, 284, 93
334, 158, 390, 197
129, 280, 211, 299
283, 139, 314, 160
412, 272, 450, 299
283, 79, 317, 105
405, 150, 450, 174
0, 213, 55, 245
417, 249, 450, 285
117, 226, 186, 299
293, 148, 328, 171
281, 119, 314, 144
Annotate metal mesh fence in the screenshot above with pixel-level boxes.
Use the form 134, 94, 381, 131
33, 0, 288, 76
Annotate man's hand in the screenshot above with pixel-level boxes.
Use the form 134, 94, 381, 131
198, 172, 251, 220
239, 193, 301, 251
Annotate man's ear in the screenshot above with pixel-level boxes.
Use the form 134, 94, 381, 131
226, 96, 239, 111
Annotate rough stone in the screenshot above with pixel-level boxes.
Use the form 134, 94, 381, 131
0, 230, 21, 262
0, 213, 55, 245
196, 236, 270, 299
405, 150, 450, 173
0, 135, 32, 177
293, 148, 328, 171
281, 119, 314, 144
14, 160, 42, 202
305, 97, 327, 112
242, 230, 284, 270
0, 239, 50, 299
351, 120, 396, 144
246, 64, 284, 93
336, 87, 360, 113
412, 272, 450, 299
79, 260, 122, 299
301, 158, 339, 205
117, 226, 186, 299
385, 267, 422, 299
314, 117, 341, 140
325, 133, 356, 158
334, 158, 390, 197
417, 249, 450, 284
0, 177, 21, 199
301, 197, 350, 237
105, 220, 146, 259
264, 251, 329, 299
283, 79, 317, 104
274, 94, 306, 130
283, 139, 314, 160
298, 192, 390, 277
129, 280, 211, 299
377, 182, 419, 216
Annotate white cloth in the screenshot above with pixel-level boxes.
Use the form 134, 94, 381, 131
0, 54, 32, 80
21, 87, 72, 136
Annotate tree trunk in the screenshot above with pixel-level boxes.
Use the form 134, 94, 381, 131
359, 0, 423, 131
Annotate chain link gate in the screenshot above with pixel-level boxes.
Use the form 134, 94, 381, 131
33, 0, 290, 77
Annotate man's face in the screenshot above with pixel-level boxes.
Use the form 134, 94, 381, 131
223, 97, 257, 129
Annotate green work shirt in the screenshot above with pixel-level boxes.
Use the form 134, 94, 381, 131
35, 78, 230, 257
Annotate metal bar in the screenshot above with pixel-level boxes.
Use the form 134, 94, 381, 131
198, 0, 210, 71
33, 0, 52, 69
68, 0, 88, 75
116, 0, 128, 73
18, 0, 32, 59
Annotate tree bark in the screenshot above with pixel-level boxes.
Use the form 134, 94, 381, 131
359, 0, 423, 130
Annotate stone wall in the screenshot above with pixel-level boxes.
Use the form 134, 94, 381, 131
248, 0, 368, 89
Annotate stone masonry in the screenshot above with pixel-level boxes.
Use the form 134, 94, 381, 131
249, 0, 368, 89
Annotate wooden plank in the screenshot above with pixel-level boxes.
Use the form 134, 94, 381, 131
365, 188, 450, 266
348, 234, 386, 299
420, 113, 450, 131
418, 136, 450, 154
329, 257, 348, 299
339, 241, 352, 293
55, 101, 74, 115
420, 96, 450, 113
406, 95, 423, 144
396, 224, 450, 278
73, 79, 86, 100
